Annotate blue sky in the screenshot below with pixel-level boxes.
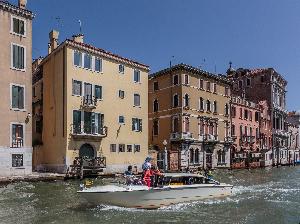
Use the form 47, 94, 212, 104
12, 0, 300, 110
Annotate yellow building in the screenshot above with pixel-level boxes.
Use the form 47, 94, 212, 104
149, 64, 233, 171
32, 30, 149, 174
0, 0, 33, 176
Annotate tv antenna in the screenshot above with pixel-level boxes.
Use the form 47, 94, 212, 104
78, 20, 82, 33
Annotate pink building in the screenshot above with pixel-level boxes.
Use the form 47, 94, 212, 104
231, 96, 261, 168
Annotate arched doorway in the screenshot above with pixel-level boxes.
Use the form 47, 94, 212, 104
79, 143, 95, 159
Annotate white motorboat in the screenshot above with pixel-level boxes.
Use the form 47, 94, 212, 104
77, 173, 233, 209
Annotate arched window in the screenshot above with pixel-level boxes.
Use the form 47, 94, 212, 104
173, 94, 179, 107
153, 119, 159, 136
199, 97, 204, 110
184, 117, 190, 132
195, 149, 199, 164
213, 101, 217, 113
153, 99, 159, 112
189, 148, 194, 164
206, 100, 211, 112
184, 94, 189, 107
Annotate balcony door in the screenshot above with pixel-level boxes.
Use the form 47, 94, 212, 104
84, 83, 93, 104
84, 112, 104, 134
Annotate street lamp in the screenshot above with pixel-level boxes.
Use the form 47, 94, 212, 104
163, 140, 168, 171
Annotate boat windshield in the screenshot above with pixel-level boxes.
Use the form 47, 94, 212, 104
162, 176, 219, 186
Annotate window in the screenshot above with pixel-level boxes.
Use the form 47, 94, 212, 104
244, 109, 248, 120
153, 99, 159, 112
84, 83, 93, 104
11, 124, 24, 148
134, 144, 141, 152
134, 94, 140, 107
238, 80, 243, 88
153, 119, 159, 135
110, 144, 117, 152
12, 44, 25, 70
240, 108, 243, 119
173, 75, 179, 85
213, 101, 217, 113
184, 94, 189, 107
240, 125, 243, 137
261, 75, 265, 83
127, 145, 132, 152
189, 149, 194, 164
172, 117, 179, 132
132, 118, 142, 132
225, 87, 229, 96
84, 53, 92, 69
199, 97, 204, 111
134, 70, 140, 82
195, 149, 199, 164
12, 17, 25, 36
72, 80, 82, 96
119, 64, 124, 73
246, 78, 251, 86
184, 117, 190, 132
12, 154, 23, 167
94, 85, 102, 100
249, 111, 253, 121
225, 103, 229, 116
206, 100, 211, 112
119, 144, 125, 152
206, 81, 211, 91
95, 58, 102, 72
199, 79, 204, 89
184, 74, 189, 85
119, 115, 125, 124
153, 81, 159, 91
173, 94, 179, 107
255, 112, 259, 122
74, 51, 82, 67
119, 90, 125, 99
73, 110, 81, 133
232, 106, 236, 117
11, 85, 24, 109
232, 124, 236, 136
82, 112, 104, 135
213, 83, 217, 93
217, 151, 225, 164
250, 127, 253, 137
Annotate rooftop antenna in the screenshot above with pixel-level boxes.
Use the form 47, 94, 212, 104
169, 56, 175, 68
78, 20, 82, 33
229, 61, 232, 69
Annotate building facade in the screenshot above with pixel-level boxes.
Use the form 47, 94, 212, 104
230, 96, 261, 169
287, 112, 300, 164
227, 67, 288, 166
32, 31, 149, 174
149, 64, 233, 171
0, 0, 33, 176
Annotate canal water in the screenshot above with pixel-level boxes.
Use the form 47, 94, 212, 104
0, 166, 299, 224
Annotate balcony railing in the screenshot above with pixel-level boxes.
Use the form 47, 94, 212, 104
224, 136, 236, 143
273, 129, 289, 138
11, 138, 24, 148
82, 95, 97, 109
239, 136, 255, 144
170, 132, 193, 141
72, 124, 107, 141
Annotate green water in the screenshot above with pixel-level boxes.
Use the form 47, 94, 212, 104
0, 166, 299, 224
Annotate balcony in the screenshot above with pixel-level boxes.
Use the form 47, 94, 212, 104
239, 136, 255, 144
198, 134, 219, 143
224, 136, 236, 144
82, 95, 97, 110
72, 124, 107, 141
11, 137, 24, 148
170, 132, 193, 142
273, 129, 289, 138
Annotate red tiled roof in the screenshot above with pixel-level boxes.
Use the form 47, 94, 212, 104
66, 39, 149, 70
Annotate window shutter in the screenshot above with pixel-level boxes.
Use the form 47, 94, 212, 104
132, 118, 135, 131
139, 119, 142, 132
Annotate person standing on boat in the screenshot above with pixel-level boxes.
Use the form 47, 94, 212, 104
142, 156, 153, 188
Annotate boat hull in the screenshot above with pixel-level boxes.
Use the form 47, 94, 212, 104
78, 184, 233, 209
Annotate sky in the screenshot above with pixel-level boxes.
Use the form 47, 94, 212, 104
11, 0, 300, 111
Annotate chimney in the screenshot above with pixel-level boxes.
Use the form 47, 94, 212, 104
18, 0, 27, 9
72, 34, 84, 43
48, 30, 59, 54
